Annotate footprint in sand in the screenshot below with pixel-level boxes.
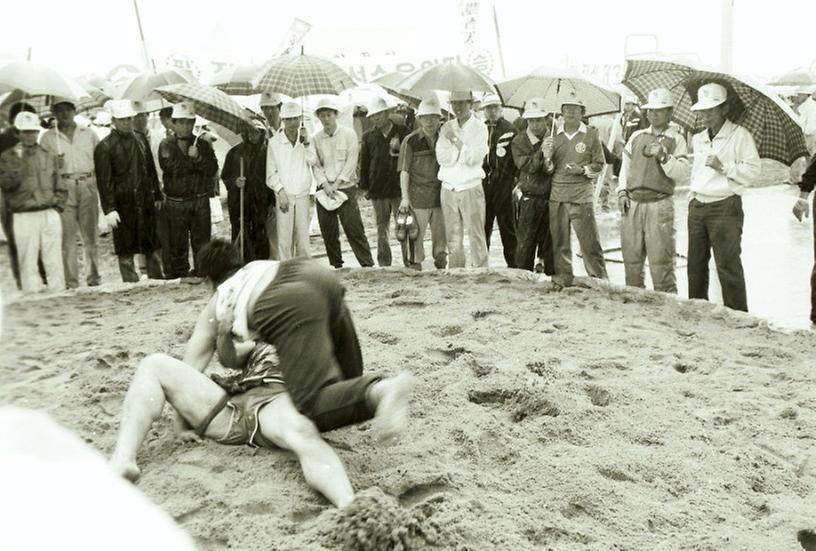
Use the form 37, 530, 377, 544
527, 357, 561, 377
426, 345, 468, 364
468, 387, 560, 421
367, 331, 399, 345
596, 465, 635, 483
397, 478, 456, 507
585, 385, 611, 407
581, 358, 629, 371
434, 325, 463, 337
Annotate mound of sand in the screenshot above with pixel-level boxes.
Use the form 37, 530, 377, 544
2, 268, 815, 550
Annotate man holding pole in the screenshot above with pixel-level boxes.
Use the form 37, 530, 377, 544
222, 119, 273, 263
158, 102, 219, 278
40, 98, 101, 288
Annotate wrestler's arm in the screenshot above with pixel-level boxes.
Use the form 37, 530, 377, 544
182, 297, 218, 372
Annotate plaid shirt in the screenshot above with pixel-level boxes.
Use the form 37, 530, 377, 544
482, 117, 517, 188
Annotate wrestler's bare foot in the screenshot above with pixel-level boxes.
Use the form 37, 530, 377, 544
371, 372, 415, 444
111, 457, 141, 483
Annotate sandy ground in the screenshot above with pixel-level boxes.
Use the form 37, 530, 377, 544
2, 258, 816, 549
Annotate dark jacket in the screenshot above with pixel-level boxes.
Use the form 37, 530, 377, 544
359, 123, 409, 199
511, 130, 553, 198
94, 128, 161, 255
799, 154, 816, 194
483, 117, 517, 188
0, 144, 66, 213
158, 134, 218, 200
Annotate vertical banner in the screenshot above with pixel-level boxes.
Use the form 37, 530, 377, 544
277, 18, 313, 56
459, 0, 497, 79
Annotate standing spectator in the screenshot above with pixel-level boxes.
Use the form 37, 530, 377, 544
312, 97, 374, 269
222, 119, 273, 262
41, 99, 101, 288
549, 92, 607, 285
260, 92, 282, 136
436, 90, 490, 268
608, 94, 648, 176
95, 100, 163, 282
152, 106, 174, 272
511, 98, 555, 274
267, 102, 315, 261
617, 88, 691, 293
481, 93, 517, 268
360, 97, 410, 267
792, 153, 816, 324
398, 98, 447, 270
132, 103, 165, 278
1, 102, 46, 290
798, 88, 816, 155
158, 102, 219, 278
687, 83, 760, 312
0, 112, 66, 292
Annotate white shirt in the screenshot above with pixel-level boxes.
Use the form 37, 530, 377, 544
40, 125, 99, 174
436, 114, 489, 191
689, 119, 761, 202
799, 97, 816, 135
215, 261, 279, 341
312, 125, 359, 189
266, 130, 316, 197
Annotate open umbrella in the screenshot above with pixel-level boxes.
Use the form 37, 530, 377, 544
0, 80, 108, 117
210, 64, 261, 96
397, 62, 496, 95
115, 68, 196, 104
154, 82, 252, 135
496, 65, 620, 117
623, 59, 808, 166
253, 53, 355, 98
371, 72, 422, 107
0, 61, 88, 100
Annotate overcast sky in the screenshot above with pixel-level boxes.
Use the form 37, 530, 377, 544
1, 0, 813, 84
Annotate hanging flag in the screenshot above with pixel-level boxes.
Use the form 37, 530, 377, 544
277, 18, 313, 56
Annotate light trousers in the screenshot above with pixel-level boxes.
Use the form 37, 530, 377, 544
440, 185, 488, 268
620, 196, 677, 292
549, 200, 608, 283
411, 206, 447, 270
276, 193, 312, 261
13, 209, 65, 293
60, 176, 100, 288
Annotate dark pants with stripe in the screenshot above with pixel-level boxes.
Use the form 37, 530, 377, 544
515, 193, 554, 274
251, 258, 378, 430
687, 195, 748, 312
164, 196, 211, 278
484, 178, 517, 268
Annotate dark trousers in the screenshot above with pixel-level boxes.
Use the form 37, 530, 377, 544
1, 197, 47, 289
811, 198, 816, 324
118, 252, 163, 282
515, 194, 554, 274
164, 196, 211, 278
687, 195, 748, 312
316, 187, 374, 268
484, 180, 517, 267
155, 207, 173, 278
251, 258, 378, 428
371, 196, 410, 267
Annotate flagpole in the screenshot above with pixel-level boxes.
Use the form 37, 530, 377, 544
491, 0, 507, 79
132, 0, 156, 72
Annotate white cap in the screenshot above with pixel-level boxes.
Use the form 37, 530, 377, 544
14, 112, 40, 131
94, 111, 112, 126
450, 90, 473, 102
50, 97, 76, 109
315, 189, 347, 211
560, 91, 585, 108
367, 97, 393, 117
280, 101, 302, 119
522, 97, 549, 119
642, 88, 674, 110
416, 98, 442, 117
314, 96, 340, 114
624, 93, 639, 104
108, 99, 137, 119
131, 101, 149, 114
481, 93, 502, 108
171, 102, 196, 119
691, 82, 727, 111
259, 92, 282, 107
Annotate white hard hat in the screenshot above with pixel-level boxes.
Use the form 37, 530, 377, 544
449, 90, 474, 102
642, 88, 674, 110
314, 96, 341, 114
366, 97, 393, 117
416, 98, 442, 117
691, 83, 727, 111
481, 93, 502, 108
14, 112, 41, 131
560, 91, 585, 109
108, 99, 137, 119
259, 92, 282, 107
280, 101, 303, 119
171, 102, 196, 120
522, 97, 549, 119
93, 111, 112, 126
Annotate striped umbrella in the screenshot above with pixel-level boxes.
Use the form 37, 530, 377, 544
115, 68, 196, 103
154, 82, 251, 135
210, 64, 261, 95
252, 53, 355, 98
397, 62, 496, 95
623, 59, 808, 166
496, 65, 620, 117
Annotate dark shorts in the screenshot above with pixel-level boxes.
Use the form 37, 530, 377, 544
196, 383, 286, 449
